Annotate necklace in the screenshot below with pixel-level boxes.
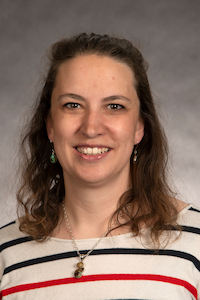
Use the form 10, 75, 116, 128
62, 202, 130, 279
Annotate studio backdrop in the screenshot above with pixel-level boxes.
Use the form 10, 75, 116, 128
0, 0, 199, 226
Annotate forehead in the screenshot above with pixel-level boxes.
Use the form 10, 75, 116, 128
55, 54, 136, 88
51, 54, 140, 114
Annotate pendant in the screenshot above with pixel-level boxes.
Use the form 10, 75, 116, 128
74, 261, 84, 279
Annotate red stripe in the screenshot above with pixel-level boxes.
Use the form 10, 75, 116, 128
1, 274, 197, 299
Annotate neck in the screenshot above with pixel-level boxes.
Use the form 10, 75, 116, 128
60, 172, 131, 239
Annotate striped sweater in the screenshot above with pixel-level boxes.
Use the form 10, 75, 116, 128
0, 203, 200, 300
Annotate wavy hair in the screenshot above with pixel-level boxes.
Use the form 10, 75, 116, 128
17, 33, 179, 244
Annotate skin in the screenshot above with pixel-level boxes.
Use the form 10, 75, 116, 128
47, 55, 144, 184
46, 54, 145, 238
46, 54, 187, 239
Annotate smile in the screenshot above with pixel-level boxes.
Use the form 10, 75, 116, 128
76, 147, 109, 155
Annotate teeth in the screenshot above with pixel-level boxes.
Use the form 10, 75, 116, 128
77, 147, 109, 155
93, 147, 98, 155
87, 148, 93, 154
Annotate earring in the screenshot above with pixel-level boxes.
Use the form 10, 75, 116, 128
50, 141, 57, 163
133, 144, 138, 163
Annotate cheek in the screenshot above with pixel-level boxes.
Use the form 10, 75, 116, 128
113, 119, 135, 145
52, 116, 81, 144
53, 124, 70, 140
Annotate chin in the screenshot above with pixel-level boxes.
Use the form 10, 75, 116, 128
75, 171, 112, 186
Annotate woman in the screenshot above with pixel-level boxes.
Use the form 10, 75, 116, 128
0, 33, 200, 300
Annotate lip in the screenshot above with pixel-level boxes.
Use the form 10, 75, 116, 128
74, 144, 111, 148
73, 145, 111, 161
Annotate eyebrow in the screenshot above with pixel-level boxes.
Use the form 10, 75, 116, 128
103, 95, 131, 102
58, 93, 131, 102
58, 93, 85, 101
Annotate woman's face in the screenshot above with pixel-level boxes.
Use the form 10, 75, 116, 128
47, 54, 144, 187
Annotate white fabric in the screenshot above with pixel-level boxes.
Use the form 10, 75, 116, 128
0, 203, 200, 300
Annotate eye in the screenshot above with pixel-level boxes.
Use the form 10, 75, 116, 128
107, 104, 125, 110
64, 102, 81, 109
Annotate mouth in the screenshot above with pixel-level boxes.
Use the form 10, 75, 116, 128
76, 147, 110, 155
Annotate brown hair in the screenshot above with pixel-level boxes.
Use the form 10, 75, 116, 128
17, 33, 179, 244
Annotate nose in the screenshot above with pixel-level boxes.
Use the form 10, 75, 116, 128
80, 109, 104, 138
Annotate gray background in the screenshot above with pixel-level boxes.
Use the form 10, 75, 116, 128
0, 0, 200, 226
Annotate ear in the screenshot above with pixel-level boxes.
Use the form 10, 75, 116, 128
45, 113, 54, 142
134, 118, 144, 144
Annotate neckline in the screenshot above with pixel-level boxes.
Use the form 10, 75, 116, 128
48, 203, 192, 243
177, 203, 192, 216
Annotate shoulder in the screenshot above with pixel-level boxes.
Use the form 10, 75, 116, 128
178, 203, 200, 228
0, 220, 20, 243
0, 220, 33, 280
0, 220, 31, 252
173, 203, 200, 255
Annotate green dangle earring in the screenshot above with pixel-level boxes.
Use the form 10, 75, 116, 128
50, 140, 57, 163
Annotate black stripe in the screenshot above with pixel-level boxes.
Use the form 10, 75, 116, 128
0, 236, 33, 253
1, 223, 199, 253
3, 250, 77, 275
3, 247, 200, 275
0, 221, 16, 230
189, 207, 200, 213
181, 225, 200, 235
170, 225, 200, 235
163, 225, 200, 235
